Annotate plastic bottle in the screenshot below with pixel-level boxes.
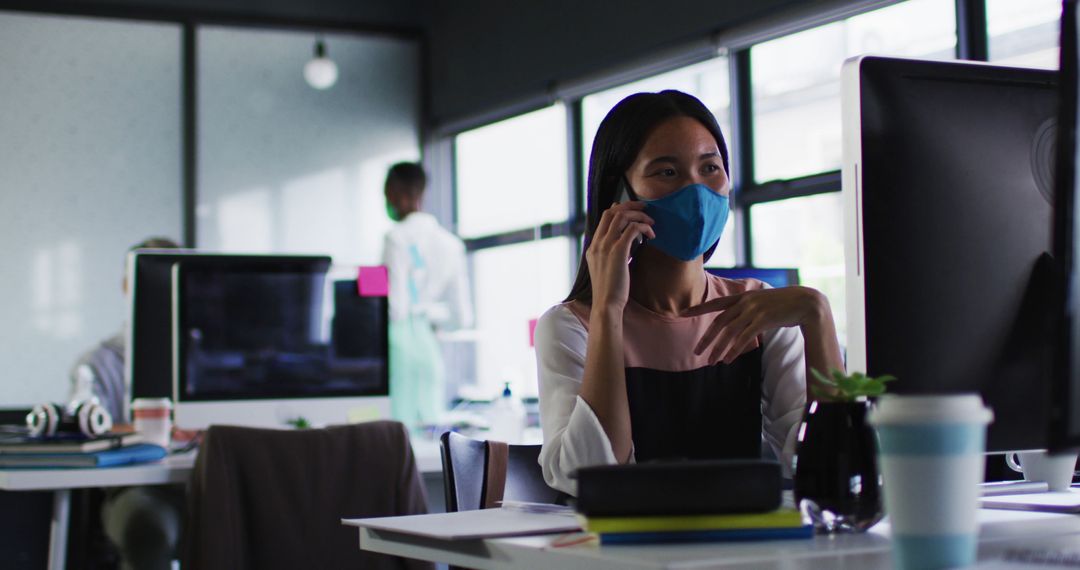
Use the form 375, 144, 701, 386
487, 382, 526, 444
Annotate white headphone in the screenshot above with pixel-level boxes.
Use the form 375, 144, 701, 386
26, 401, 113, 438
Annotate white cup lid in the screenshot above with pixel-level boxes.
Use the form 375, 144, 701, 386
868, 394, 993, 425
131, 397, 173, 410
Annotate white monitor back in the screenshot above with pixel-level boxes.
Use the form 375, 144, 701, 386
841, 55, 869, 375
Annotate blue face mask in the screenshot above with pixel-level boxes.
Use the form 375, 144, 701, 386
643, 183, 729, 262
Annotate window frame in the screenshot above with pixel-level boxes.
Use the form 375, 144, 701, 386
455, 0, 995, 269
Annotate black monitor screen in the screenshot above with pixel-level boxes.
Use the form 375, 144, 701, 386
1054, 0, 1080, 450
855, 57, 1057, 452
174, 257, 388, 401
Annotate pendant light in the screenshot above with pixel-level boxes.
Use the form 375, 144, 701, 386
303, 37, 338, 90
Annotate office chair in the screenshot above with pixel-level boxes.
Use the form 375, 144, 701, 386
439, 431, 567, 512
183, 421, 433, 570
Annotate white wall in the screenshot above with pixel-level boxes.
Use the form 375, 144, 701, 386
0, 13, 421, 409
0, 12, 182, 408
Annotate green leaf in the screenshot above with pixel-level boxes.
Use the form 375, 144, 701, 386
838, 376, 860, 394
862, 380, 886, 396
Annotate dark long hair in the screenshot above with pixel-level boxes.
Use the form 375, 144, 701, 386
564, 90, 729, 303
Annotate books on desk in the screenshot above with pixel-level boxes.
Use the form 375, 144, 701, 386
0, 432, 144, 454
0, 443, 167, 468
579, 508, 812, 545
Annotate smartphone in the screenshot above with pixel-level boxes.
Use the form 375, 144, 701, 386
616, 178, 646, 259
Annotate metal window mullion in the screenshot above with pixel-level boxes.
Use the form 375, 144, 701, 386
566, 99, 586, 280
183, 23, 197, 248
731, 48, 755, 267
956, 0, 989, 61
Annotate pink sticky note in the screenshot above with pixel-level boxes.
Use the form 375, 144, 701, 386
357, 266, 389, 297
528, 318, 538, 348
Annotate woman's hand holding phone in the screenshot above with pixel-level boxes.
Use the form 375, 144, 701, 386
587, 201, 655, 313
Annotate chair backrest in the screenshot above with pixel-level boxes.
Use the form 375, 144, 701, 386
440, 431, 565, 512
184, 421, 432, 570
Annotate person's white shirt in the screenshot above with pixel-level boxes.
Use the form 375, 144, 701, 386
534, 281, 807, 496
381, 211, 473, 331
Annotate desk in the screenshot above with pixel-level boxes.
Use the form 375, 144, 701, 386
350, 509, 1080, 569
0, 438, 443, 570
0, 451, 196, 570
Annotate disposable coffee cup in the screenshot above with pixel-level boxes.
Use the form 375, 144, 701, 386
869, 394, 993, 570
132, 397, 173, 449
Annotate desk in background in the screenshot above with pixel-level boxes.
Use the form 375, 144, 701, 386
0, 437, 444, 570
351, 508, 1080, 569
0, 451, 196, 570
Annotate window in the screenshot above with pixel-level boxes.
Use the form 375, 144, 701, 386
0, 12, 182, 406
581, 57, 732, 183
451, 0, 1052, 388
746, 0, 958, 339
581, 57, 736, 266
471, 238, 573, 397
751, 0, 957, 183
455, 105, 569, 238
453, 106, 574, 399
749, 193, 847, 343
987, 0, 1061, 69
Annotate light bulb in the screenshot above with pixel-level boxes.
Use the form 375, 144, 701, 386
304, 39, 338, 90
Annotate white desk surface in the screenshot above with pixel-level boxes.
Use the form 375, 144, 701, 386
0, 450, 197, 491
0, 437, 442, 493
353, 508, 1080, 570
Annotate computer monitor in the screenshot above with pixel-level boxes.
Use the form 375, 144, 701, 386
705, 267, 800, 289
842, 56, 1058, 453
1053, 0, 1080, 451
171, 256, 390, 429
126, 250, 196, 409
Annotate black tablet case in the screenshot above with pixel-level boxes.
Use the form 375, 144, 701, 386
575, 459, 782, 516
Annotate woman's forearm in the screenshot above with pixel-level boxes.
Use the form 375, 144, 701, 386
579, 306, 634, 463
799, 291, 845, 397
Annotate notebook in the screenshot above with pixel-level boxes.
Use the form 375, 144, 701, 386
343, 507, 581, 540
0, 443, 167, 468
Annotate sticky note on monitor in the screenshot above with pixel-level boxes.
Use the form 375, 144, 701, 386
357, 266, 389, 297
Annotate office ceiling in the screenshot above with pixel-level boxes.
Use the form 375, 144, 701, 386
2, 0, 431, 31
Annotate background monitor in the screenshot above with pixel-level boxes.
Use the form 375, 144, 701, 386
705, 267, 800, 289
171, 256, 389, 429
842, 56, 1058, 453
1053, 0, 1080, 451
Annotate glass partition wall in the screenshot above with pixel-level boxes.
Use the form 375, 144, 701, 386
0, 10, 420, 409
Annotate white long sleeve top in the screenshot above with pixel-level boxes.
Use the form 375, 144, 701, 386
534, 276, 807, 495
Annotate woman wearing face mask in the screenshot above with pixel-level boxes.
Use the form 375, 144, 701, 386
535, 90, 844, 496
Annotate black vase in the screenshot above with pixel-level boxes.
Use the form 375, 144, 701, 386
793, 399, 883, 533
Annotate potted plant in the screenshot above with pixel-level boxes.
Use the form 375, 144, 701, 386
793, 369, 896, 533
